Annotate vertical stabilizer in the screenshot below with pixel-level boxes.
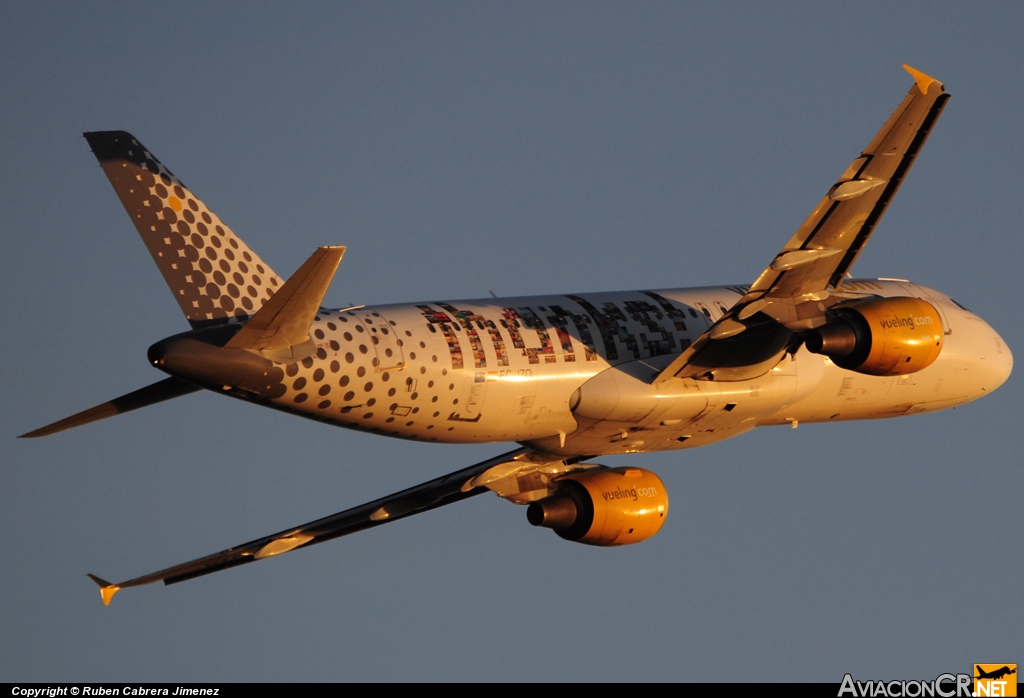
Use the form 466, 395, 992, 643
84, 131, 284, 328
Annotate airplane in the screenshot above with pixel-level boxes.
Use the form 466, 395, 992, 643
975, 666, 1016, 681
22, 65, 1012, 605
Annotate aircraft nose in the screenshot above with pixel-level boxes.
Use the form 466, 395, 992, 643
980, 324, 1013, 393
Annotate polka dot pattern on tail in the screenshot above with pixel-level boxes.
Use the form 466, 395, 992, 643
84, 131, 283, 327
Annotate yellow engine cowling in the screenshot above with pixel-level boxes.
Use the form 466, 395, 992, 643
526, 467, 669, 546
805, 297, 943, 376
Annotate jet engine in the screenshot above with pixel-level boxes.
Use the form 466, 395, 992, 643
527, 467, 668, 546
804, 297, 943, 376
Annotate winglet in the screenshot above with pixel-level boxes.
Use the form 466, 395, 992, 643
902, 64, 942, 95
87, 574, 121, 606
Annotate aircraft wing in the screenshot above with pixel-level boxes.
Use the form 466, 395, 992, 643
87, 447, 531, 604
656, 65, 949, 384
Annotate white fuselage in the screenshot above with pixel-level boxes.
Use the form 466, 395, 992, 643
251, 279, 1011, 457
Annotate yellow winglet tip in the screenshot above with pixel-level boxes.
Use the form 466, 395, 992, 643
87, 574, 121, 606
902, 64, 943, 95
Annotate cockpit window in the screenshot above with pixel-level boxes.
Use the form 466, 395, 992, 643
951, 299, 972, 312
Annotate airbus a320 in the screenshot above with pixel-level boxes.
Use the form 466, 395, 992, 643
23, 66, 1011, 605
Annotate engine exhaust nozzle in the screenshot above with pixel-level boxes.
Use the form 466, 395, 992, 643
527, 495, 578, 530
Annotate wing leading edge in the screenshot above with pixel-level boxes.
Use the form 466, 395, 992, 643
656, 65, 949, 384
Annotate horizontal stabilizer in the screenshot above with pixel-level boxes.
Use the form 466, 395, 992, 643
227, 246, 345, 361
19, 377, 199, 438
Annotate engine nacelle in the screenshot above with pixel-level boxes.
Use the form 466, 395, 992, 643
526, 467, 668, 546
804, 297, 943, 376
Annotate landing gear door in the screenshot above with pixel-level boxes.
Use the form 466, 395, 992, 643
360, 311, 406, 371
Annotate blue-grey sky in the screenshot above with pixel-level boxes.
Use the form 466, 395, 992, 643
2, 2, 1021, 682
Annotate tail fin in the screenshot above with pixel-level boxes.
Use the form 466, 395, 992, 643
83, 131, 283, 328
